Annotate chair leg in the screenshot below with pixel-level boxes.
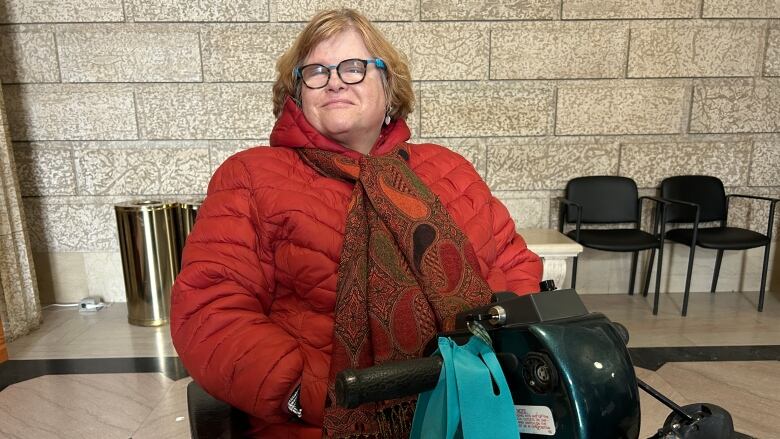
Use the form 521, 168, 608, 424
628, 251, 638, 296
571, 256, 578, 290
681, 245, 697, 317
643, 249, 656, 297
711, 250, 724, 293
653, 244, 665, 315
758, 244, 771, 312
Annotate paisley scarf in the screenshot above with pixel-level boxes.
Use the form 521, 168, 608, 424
298, 144, 493, 438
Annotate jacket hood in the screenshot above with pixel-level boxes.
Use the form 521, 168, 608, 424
269, 97, 411, 159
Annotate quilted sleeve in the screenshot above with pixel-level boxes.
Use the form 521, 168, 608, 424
489, 197, 543, 295
170, 155, 303, 423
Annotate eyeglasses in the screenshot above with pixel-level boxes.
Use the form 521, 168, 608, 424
295, 58, 386, 89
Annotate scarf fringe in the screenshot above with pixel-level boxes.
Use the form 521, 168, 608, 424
332, 400, 416, 439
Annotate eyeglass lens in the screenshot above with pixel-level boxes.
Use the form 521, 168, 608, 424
300, 59, 368, 89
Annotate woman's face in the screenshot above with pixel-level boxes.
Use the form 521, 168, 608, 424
300, 28, 387, 154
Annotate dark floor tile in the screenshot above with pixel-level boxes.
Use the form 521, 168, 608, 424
0, 357, 188, 391
629, 345, 780, 371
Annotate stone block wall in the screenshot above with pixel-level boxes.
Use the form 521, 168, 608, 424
0, 0, 779, 301
0, 79, 41, 339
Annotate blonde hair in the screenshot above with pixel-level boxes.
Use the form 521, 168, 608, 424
272, 9, 414, 121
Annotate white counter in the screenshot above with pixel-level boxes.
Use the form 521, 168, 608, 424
517, 228, 583, 289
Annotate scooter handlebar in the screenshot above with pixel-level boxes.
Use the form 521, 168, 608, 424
335, 356, 443, 409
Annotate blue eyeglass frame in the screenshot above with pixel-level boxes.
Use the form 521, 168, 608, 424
294, 58, 386, 89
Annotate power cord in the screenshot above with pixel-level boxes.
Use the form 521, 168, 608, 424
41, 298, 110, 313
42, 303, 80, 309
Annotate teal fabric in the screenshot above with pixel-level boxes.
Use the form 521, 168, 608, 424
410, 336, 520, 439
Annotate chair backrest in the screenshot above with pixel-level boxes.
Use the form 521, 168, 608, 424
564, 176, 639, 223
660, 175, 726, 223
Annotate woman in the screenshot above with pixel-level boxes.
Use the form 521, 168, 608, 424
171, 8, 542, 439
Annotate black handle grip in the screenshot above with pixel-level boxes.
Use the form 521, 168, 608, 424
335, 353, 520, 409
335, 356, 443, 409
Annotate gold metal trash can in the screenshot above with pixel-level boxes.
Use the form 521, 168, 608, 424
175, 199, 203, 261
115, 201, 179, 327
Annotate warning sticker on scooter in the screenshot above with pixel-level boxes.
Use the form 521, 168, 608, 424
514, 405, 556, 436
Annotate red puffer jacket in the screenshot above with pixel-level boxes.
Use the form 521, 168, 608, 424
171, 99, 542, 438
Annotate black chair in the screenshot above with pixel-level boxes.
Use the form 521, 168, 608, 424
559, 176, 668, 314
646, 175, 779, 316
187, 380, 249, 438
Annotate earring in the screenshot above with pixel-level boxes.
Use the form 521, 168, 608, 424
384, 107, 392, 125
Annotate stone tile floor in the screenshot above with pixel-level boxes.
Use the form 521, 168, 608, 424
1, 291, 779, 438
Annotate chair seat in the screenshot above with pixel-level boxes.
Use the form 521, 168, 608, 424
187, 381, 249, 438
566, 229, 660, 251
665, 227, 770, 250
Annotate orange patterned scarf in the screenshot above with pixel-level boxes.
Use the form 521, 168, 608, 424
298, 144, 493, 438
